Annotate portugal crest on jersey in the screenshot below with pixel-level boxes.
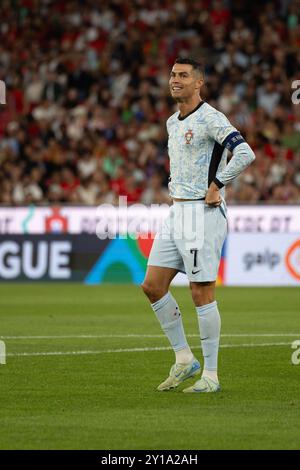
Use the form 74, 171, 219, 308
185, 129, 193, 144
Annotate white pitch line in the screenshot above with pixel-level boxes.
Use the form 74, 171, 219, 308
0, 334, 166, 339
6, 342, 292, 357
0, 333, 299, 340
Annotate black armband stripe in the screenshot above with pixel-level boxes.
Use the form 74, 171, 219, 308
213, 177, 224, 189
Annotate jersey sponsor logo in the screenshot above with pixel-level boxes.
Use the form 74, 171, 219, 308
185, 129, 194, 145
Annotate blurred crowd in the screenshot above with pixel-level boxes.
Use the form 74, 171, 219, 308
0, 0, 300, 206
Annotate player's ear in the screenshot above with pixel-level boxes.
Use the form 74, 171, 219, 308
195, 76, 204, 91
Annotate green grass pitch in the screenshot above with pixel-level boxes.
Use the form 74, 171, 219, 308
0, 284, 299, 450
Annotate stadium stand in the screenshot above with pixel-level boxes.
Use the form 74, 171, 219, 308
0, 0, 299, 205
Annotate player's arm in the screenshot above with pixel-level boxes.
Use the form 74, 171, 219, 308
205, 112, 255, 205
213, 139, 255, 189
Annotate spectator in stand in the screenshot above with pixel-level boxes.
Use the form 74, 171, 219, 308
141, 173, 171, 205
0, 0, 299, 206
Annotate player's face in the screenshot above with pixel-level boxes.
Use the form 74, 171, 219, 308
169, 64, 202, 101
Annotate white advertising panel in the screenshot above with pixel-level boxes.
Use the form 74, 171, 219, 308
0, 205, 170, 235
0, 205, 299, 235
228, 206, 300, 233
226, 233, 300, 286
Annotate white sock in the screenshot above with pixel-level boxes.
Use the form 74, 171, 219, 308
196, 300, 221, 377
151, 292, 191, 358
175, 348, 194, 365
202, 369, 218, 383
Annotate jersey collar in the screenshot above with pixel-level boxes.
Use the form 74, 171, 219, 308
178, 100, 205, 121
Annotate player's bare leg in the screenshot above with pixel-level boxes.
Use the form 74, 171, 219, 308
141, 266, 201, 390
183, 281, 221, 393
190, 281, 216, 306
141, 265, 178, 303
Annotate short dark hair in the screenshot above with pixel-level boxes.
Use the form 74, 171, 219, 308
174, 57, 204, 76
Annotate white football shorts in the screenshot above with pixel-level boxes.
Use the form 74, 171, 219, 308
147, 200, 227, 282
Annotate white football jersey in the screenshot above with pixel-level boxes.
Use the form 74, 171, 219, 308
167, 101, 254, 200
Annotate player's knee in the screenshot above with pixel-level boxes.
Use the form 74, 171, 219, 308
141, 281, 166, 303
190, 284, 214, 306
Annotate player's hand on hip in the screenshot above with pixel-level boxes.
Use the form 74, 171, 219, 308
205, 182, 222, 207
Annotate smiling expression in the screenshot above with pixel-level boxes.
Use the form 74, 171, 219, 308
169, 63, 203, 102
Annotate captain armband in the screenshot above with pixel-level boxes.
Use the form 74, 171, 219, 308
222, 131, 245, 152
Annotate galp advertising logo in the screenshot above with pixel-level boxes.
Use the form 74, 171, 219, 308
285, 239, 300, 281
242, 239, 300, 282
243, 249, 280, 271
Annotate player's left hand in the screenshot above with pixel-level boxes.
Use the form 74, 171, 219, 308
205, 182, 222, 207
